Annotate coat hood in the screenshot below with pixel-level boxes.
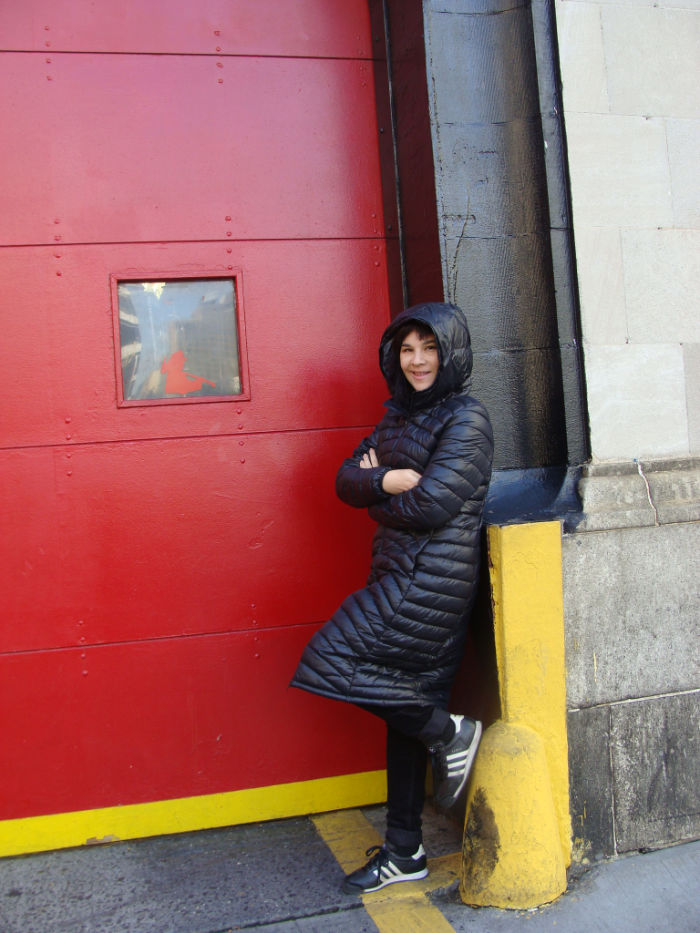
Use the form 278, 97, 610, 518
379, 302, 473, 410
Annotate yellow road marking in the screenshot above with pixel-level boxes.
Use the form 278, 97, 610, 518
312, 809, 458, 932
313, 808, 382, 872
366, 895, 456, 932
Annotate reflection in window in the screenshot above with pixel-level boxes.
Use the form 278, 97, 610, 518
117, 278, 241, 401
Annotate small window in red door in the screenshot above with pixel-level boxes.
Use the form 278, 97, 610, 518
111, 273, 248, 406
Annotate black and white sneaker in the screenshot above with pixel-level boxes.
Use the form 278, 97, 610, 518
342, 844, 428, 894
430, 714, 482, 810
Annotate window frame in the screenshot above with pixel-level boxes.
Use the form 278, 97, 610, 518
110, 269, 250, 408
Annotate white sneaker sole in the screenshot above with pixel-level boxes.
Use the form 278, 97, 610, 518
346, 866, 429, 894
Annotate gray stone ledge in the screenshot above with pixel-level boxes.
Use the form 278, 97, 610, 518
573, 457, 700, 531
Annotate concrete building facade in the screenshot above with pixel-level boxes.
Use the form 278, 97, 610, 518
556, 0, 699, 859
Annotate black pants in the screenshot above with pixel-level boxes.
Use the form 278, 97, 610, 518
362, 705, 452, 854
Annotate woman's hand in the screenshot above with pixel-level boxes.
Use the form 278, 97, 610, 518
359, 448, 421, 493
381, 469, 422, 494
360, 449, 380, 469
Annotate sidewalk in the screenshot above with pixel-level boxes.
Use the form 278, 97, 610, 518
0, 803, 697, 932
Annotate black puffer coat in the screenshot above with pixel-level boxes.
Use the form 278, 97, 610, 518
291, 303, 493, 708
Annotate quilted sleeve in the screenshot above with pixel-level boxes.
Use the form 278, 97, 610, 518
335, 430, 392, 508
368, 401, 493, 530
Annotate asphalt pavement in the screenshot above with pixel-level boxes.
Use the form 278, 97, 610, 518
0, 803, 697, 932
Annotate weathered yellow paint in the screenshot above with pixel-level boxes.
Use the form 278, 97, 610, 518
367, 895, 456, 932
487, 520, 570, 861
461, 722, 566, 909
460, 521, 571, 909
314, 809, 459, 932
313, 807, 383, 872
0, 770, 386, 859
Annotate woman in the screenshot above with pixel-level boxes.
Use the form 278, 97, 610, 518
291, 302, 493, 894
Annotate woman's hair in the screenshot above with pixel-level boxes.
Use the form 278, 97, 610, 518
391, 320, 436, 358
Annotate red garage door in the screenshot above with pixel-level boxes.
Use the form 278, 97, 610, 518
0, 0, 395, 852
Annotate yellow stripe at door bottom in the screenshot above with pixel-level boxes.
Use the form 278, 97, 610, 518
312, 809, 459, 932
0, 770, 387, 858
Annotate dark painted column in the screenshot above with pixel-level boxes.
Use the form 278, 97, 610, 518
428, 0, 566, 470
378, 0, 588, 479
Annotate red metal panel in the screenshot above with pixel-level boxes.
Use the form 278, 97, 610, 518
0, 240, 390, 450
0, 0, 373, 58
0, 0, 395, 826
0, 627, 385, 820
0, 428, 377, 654
0, 53, 385, 246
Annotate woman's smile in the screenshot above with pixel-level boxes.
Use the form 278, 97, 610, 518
400, 330, 439, 391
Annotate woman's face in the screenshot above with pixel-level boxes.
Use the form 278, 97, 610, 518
399, 329, 439, 391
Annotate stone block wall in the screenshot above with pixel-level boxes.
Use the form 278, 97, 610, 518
555, 0, 700, 858
555, 0, 700, 459
563, 458, 699, 858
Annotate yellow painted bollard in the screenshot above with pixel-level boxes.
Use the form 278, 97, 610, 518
460, 521, 571, 909
462, 722, 566, 908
